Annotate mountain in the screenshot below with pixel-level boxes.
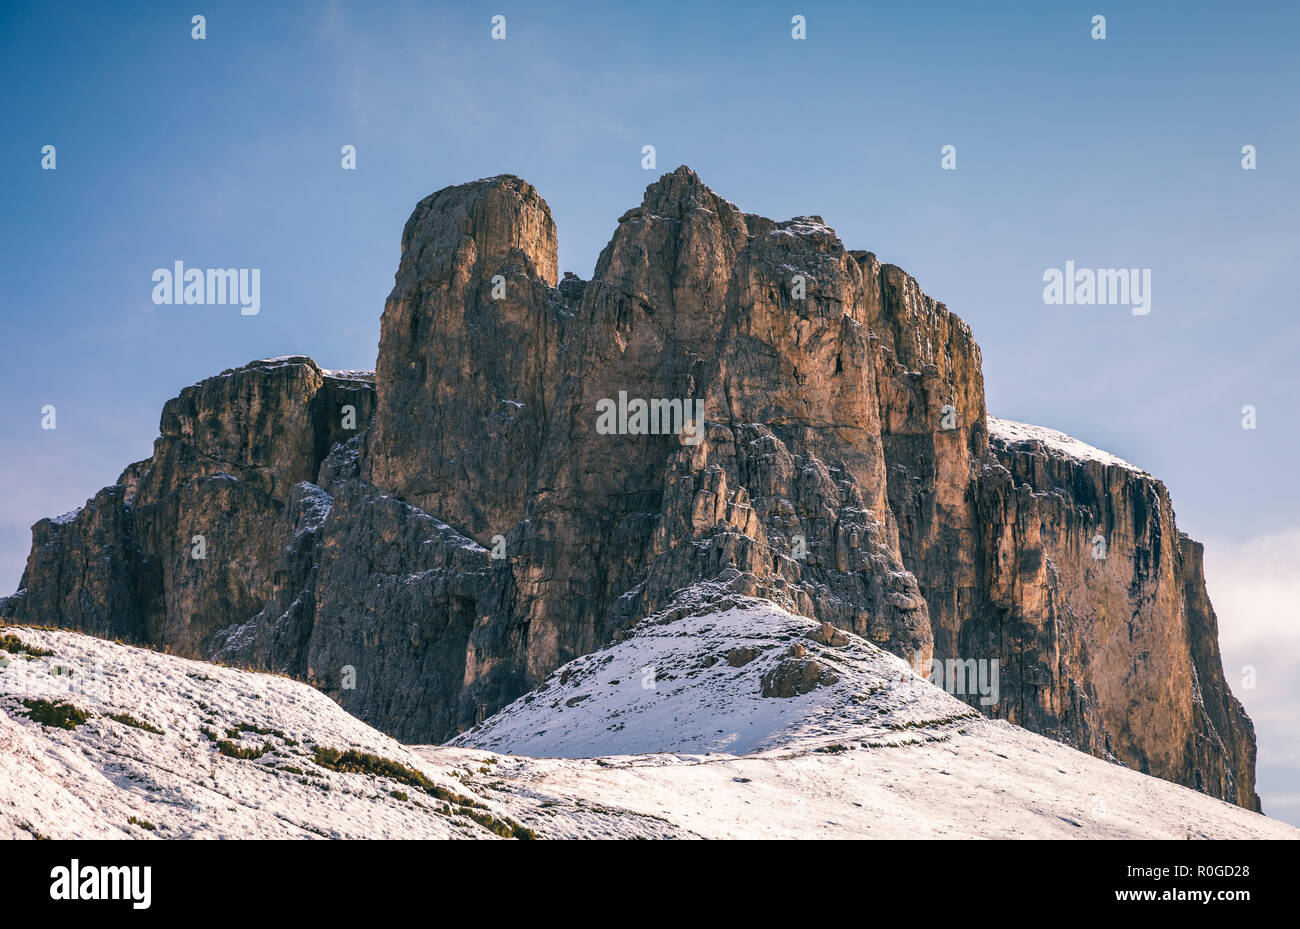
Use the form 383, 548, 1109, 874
0, 167, 1257, 810
1, 624, 1290, 839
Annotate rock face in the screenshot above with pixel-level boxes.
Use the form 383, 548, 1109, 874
364, 176, 561, 538
970, 420, 1258, 808
4, 358, 374, 657
1, 168, 1257, 809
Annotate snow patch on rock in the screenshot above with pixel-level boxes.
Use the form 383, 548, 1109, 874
988, 416, 1147, 474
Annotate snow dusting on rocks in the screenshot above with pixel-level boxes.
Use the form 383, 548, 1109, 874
988, 416, 1147, 474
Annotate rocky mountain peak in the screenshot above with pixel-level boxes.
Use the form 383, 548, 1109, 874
628, 164, 736, 220
1, 170, 1259, 811
395, 173, 558, 296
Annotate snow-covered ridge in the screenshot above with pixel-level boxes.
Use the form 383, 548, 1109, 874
200, 356, 376, 383
988, 415, 1147, 474
444, 592, 1296, 839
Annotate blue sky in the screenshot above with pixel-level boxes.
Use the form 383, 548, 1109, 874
2, 0, 1298, 820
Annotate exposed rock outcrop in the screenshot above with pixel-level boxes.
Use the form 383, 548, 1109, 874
972, 422, 1258, 808
3, 357, 375, 656
1, 168, 1257, 808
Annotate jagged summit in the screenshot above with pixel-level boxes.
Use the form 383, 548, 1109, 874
1, 170, 1259, 810
626, 164, 741, 219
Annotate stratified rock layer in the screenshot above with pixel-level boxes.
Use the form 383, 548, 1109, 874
1, 168, 1257, 809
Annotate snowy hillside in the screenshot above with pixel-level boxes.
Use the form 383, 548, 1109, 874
445, 592, 1297, 839
2, 613, 1295, 840
448, 588, 981, 758
0, 627, 541, 839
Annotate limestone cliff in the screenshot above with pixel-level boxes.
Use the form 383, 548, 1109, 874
4, 357, 374, 656
0, 168, 1257, 809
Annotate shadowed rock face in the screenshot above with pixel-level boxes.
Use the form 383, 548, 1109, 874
4, 357, 375, 658
0, 168, 1258, 809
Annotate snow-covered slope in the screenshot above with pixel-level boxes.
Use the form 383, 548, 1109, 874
447, 591, 1296, 839
0, 627, 540, 839
3, 613, 1295, 840
988, 415, 1147, 473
